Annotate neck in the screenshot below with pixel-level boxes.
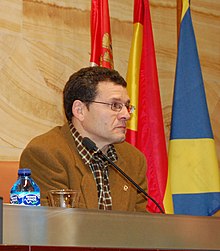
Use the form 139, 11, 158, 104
72, 118, 110, 154
100, 145, 109, 155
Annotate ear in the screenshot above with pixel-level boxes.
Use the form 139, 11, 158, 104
72, 100, 86, 121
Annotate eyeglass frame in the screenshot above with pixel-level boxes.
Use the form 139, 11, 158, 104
82, 100, 135, 114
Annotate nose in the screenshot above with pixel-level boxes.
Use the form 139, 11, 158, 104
118, 105, 131, 120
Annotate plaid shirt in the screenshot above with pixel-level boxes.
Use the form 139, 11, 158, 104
69, 122, 118, 210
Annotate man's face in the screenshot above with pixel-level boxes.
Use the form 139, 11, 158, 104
81, 81, 131, 150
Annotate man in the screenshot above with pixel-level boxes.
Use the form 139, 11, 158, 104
19, 66, 148, 212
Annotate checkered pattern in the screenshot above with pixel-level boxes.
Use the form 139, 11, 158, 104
69, 122, 118, 210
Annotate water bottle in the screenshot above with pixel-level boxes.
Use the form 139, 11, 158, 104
10, 168, 40, 206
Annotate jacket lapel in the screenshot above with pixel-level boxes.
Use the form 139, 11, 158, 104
109, 156, 131, 211
74, 154, 98, 209
61, 124, 98, 208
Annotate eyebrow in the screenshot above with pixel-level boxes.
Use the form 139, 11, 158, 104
109, 98, 131, 104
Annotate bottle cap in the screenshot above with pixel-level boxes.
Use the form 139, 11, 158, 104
18, 168, 31, 176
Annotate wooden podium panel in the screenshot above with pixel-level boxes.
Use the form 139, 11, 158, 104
2, 204, 220, 250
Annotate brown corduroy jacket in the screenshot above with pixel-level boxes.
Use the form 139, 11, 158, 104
19, 123, 148, 212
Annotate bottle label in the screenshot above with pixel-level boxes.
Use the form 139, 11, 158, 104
10, 192, 40, 206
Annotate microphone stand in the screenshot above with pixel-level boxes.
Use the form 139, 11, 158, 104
82, 137, 165, 214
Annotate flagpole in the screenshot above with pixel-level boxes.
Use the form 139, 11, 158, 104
177, 0, 182, 42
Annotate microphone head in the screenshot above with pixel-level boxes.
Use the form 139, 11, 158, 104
82, 137, 98, 151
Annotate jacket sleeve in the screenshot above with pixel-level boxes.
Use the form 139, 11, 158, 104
135, 153, 148, 212
19, 138, 71, 206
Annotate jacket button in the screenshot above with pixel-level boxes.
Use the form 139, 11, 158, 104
123, 185, 128, 191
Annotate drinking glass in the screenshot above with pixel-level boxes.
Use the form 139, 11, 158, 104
48, 189, 80, 208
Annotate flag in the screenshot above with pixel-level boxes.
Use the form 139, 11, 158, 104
165, 0, 220, 216
126, 0, 168, 213
90, 0, 113, 69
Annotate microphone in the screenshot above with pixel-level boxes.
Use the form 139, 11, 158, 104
82, 137, 164, 214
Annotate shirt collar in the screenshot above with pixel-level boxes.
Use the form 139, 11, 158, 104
68, 121, 118, 164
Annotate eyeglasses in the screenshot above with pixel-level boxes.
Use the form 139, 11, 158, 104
85, 100, 135, 114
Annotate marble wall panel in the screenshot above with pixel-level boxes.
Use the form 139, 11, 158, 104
0, 0, 219, 167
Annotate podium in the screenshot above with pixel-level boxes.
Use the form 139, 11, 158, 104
2, 204, 220, 250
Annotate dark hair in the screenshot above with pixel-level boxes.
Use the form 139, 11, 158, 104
63, 66, 127, 121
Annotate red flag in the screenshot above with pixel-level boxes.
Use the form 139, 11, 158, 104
126, 0, 168, 213
90, 0, 113, 69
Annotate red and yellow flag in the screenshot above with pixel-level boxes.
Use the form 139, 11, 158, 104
90, 0, 113, 69
126, 0, 168, 213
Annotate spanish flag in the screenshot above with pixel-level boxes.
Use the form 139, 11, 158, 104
90, 0, 113, 69
165, 0, 220, 215
126, 0, 168, 213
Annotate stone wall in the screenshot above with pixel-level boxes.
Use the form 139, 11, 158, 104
0, 0, 219, 165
